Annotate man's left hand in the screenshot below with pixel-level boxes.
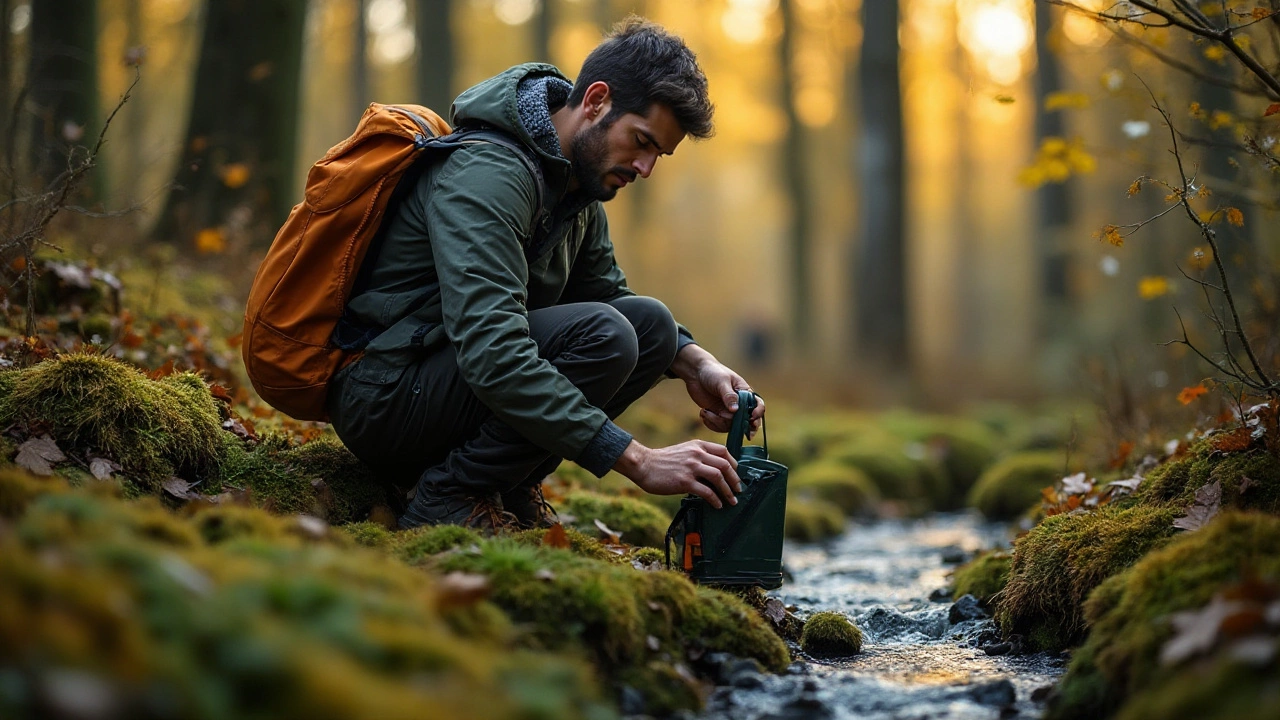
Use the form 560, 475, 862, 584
670, 344, 764, 439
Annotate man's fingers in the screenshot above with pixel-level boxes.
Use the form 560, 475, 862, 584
694, 462, 737, 506
701, 452, 742, 493
686, 479, 722, 508
701, 409, 731, 432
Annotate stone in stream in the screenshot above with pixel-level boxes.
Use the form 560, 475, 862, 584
940, 545, 969, 564
799, 611, 864, 658
856, 606, 948, 641
949, 594, 989, 624
929, 586, 953, 602
968, 678, 1017, 707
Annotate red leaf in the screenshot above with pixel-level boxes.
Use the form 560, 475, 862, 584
1265, 102, 1280, 117
542, 523, 571, 549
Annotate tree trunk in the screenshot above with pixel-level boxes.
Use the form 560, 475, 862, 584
779, 0, 813, 346
415, 0, 454, 118
853, 0, 907, 367
533, 0, 554, 64
152, 0, 307, 248
26, 0, 98, 187
352, 0, 369, 126
1033, 0, 1072, 303
594, 0, 617, 33
0, 0, 11, 146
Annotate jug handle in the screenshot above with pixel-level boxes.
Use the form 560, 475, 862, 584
726, 390, 767, 461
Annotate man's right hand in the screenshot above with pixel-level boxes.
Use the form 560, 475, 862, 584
612, 439, 742, 508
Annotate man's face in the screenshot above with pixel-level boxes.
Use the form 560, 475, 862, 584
570, 102, 686, 202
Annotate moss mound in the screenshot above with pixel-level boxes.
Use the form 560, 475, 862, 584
1137, 443, 1280, 513
951, 550, 1011, 606
829, 438, 948, 510
968, 451, 1067, 520
996, 502, 1177, 651
877, 411, 999, 508
0, 353, 224, 490
784, 497, 845, 542
800, 611, 863, 657
422, 535, 790, 715
0, 468, 614, 719
788, 461, 879, 516
1048, 512, 1280, 720
559, 490, 672, 548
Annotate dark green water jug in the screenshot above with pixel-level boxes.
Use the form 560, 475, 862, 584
664, 390, 789, 590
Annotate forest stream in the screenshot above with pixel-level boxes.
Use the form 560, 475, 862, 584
696, 513, 1066, 720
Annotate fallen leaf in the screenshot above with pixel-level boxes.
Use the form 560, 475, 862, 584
542, 523, 571, 549
1239, 475, 1255, 495
1178, 384, 1209, 405
1161, 595, 1245, 666
646, 635, 661, 651
15, 436, 67, 476
1108, 477, 1143, 495
594, 518, 623, 544
436, 571, 491, 611
1173, 480, 1221, 531
162, 477, 197, 501
1062, 472, 1093, 495
1212, 426, 1254, 453
293, 515, 328, 539
88, 457, 121, 481
534, 568, 555, 581
1265, 102, 1280, 117
210, 383, 234, 404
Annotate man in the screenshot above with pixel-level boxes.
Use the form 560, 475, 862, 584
327, 19, 764, 530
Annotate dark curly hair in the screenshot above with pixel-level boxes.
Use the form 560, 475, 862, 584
567, 17, 714, 139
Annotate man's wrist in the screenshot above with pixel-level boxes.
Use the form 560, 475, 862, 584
612, 439, 649, 480
669, 343, 715, 382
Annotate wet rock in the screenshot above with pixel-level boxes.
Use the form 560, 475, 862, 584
727, 658, 764, 688
940, 545, 968, 564
981, 641, 1012, 656
857, 606, 947, 641
761, 691, 833, 720
1031, 684, 1056, 703
929, 586, 953, 602
949, 594, 989, 624
968, 678, 1017, 706
802, 678, 819, 692
785, 661, 810, 675
618, 685, 646, 715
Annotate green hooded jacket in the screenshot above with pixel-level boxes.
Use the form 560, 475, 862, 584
333, 63, 694, 476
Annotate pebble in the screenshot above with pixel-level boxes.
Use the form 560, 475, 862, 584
949, 594, 989, 624
940, 546, 969, 564
981, 641, 1013, 656
928, 586, 953, 602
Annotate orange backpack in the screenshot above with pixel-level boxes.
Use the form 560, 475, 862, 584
242, 103, 545, 421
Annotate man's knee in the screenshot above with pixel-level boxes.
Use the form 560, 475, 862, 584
563, 302, 640, 376
611, 296, 678, 366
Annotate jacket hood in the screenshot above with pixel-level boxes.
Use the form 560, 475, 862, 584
450, 63, 573, 167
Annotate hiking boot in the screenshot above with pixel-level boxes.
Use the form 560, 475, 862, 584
500, 482, 560, 529
398, 484, 512, 531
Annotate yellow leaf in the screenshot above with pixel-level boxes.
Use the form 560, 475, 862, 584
1209, 110, 1234, 130
1138, 276, 1171, 299
1196, 185, 1212, 198
1203, 45, 1227, 63
994, 94, 1016, 104
1226, 207, 1245, 226
1253, 8, 1273, 20
1041, 137, 1068, 155
219, 163, 251, 189
1127, 179, 1142, 197
195, 228, 227, 254
1044, 92, 1091, 111
1093, 224, 1124, 247
1189, 101, 1205, 119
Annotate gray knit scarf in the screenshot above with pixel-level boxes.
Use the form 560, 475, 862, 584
516, 75, 572, 158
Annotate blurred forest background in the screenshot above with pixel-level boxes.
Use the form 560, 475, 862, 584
2, 0, 1277, 414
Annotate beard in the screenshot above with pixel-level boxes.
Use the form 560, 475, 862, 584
570, 120, 635, 202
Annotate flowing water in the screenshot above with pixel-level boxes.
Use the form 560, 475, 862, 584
696, 513, 1066, 720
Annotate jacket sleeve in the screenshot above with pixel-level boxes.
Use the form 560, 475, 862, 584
562, 203, 698, 356
425, 145, 631, 475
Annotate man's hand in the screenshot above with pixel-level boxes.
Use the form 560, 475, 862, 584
669, 344, 765, 438
613, 439, 742, 508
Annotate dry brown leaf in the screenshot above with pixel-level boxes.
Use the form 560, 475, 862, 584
88, 457, 121, 481
1161, 595, 1244, 666
1173, 480, 1221, 531
542, 523, 571, 549
594, 518, 623, 544
15, 436, 67, 476
162, 477, 198, 501
764, 597, 788, 626
534, 568, 556, 581
436, 571, 491, 611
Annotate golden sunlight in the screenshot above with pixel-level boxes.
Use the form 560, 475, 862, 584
957, 0, 1034, 85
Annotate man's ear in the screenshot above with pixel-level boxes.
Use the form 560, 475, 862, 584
580, 81, 612, 120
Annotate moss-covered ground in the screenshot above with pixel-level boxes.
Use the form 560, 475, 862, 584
800, 611, 863, 657
967, 450, 1070, 521
950, 550, 1011, 607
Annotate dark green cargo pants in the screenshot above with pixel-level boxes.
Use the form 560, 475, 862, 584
328, 295, 679, 497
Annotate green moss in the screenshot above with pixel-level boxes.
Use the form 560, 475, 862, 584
1138, 443, 1280, 513
827, 434, 950, 511
877, 411, 999, 507
784, 497, 845, 542
1113, 654, 1280, 720
800, 611, 863, 657
508, 525, 621, 563
968, 451, 1069, 520
788, 461, 879, 516
340, 521, 395, 549
559, 490, 672, 548
397, 524, 483, 562
1048, 512, 1280, 720
628, 546, 666, 568
951, 550, 1011, 606
0, 354, 224, 490
0, 471, 615, 719
996, 502, 1176, 651
432, 535, 789, 711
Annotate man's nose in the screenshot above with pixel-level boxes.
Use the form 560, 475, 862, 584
632, 153, 656, 179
